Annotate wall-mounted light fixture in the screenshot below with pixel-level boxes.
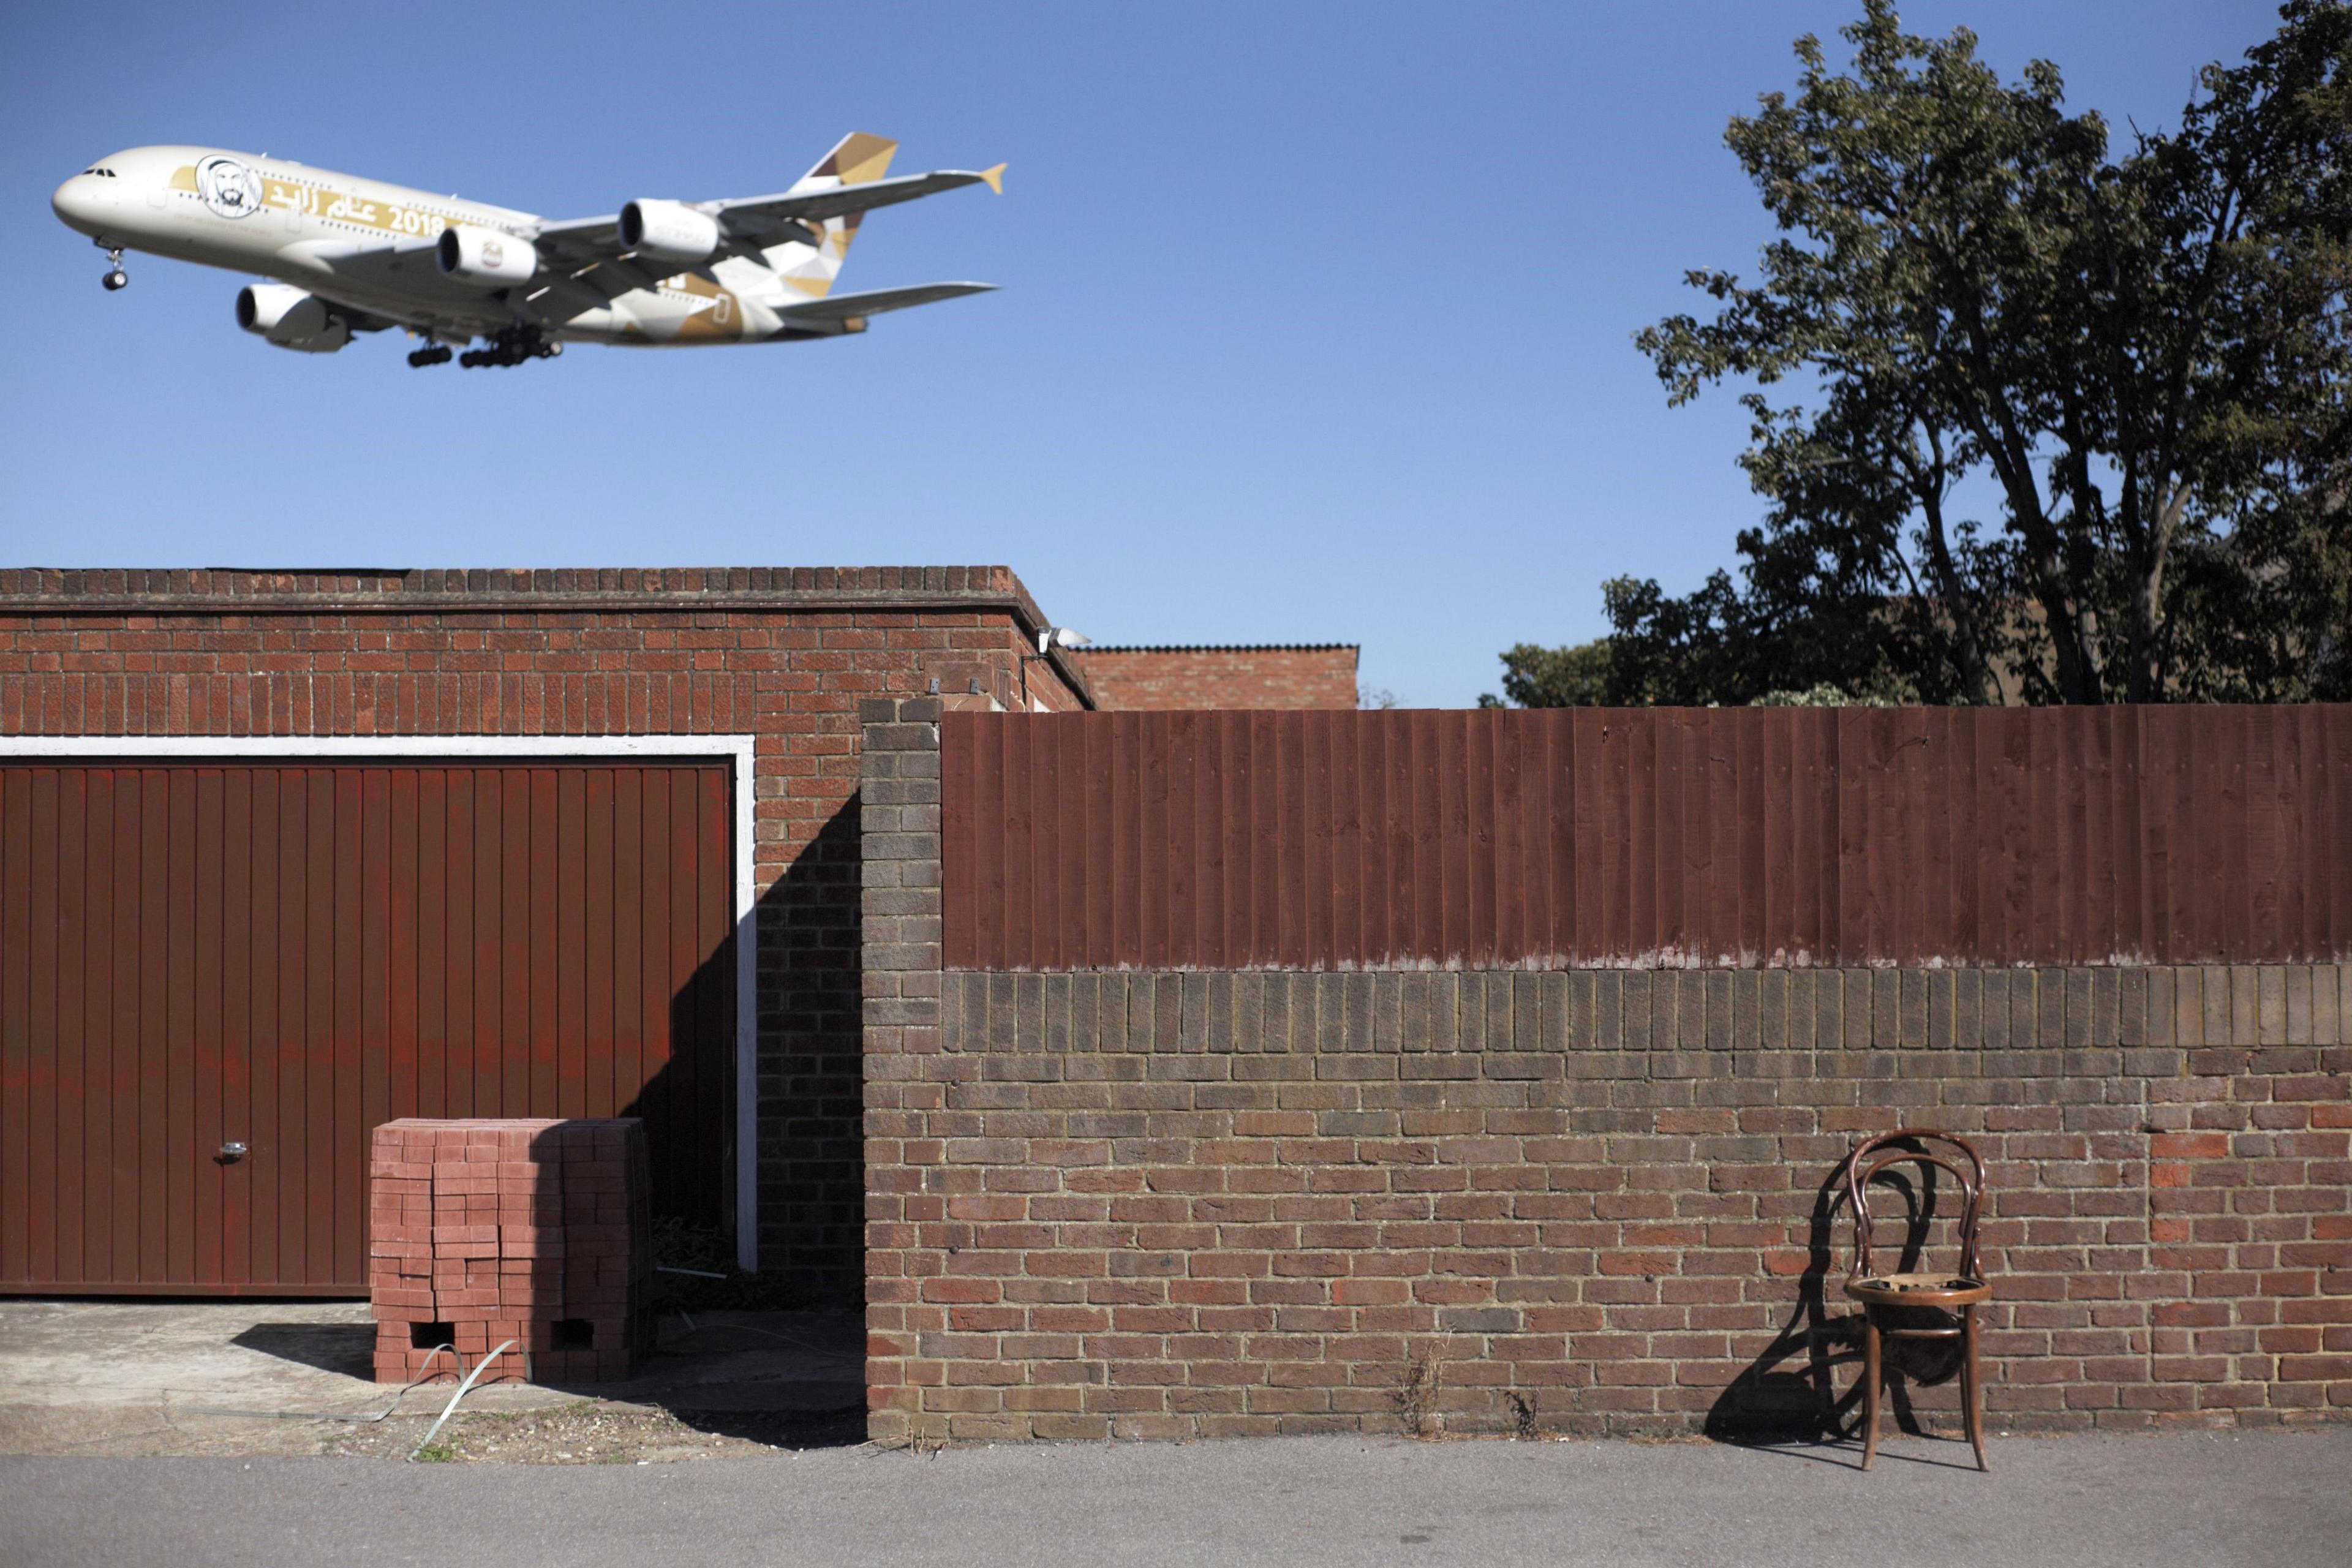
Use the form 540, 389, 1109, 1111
1020, 627, 1088, 709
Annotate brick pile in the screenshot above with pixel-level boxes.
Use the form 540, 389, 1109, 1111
369, 1117, 657, 1384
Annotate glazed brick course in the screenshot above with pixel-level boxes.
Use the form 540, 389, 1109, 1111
860, 704, 2352, 1444
369, 1118, 655, 1383
1, 567, 1088, 1303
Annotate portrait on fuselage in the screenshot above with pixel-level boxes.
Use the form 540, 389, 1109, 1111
195, 155, 263, 221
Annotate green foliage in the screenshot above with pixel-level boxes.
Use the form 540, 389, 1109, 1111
1518, 1, 2352, 707
1480, 639, 1615, 707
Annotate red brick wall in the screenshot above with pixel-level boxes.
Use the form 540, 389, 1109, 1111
0, 567, 1088, 1302
872, 964, 2352, 1444
1074, 646, 1357, 710
859, 701, 2352, 1445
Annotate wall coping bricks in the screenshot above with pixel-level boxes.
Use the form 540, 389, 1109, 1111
0, 565, 1096, 710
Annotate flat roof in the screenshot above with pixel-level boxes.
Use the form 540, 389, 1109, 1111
0, 564, 1047, 619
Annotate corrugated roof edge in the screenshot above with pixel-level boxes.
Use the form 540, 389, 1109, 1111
1076, 644, 1359, 655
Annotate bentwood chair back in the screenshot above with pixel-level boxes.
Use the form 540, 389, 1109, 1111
1840, 1128, 1993, 1471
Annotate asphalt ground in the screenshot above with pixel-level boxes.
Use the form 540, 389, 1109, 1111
5, 1427, 2347, 1568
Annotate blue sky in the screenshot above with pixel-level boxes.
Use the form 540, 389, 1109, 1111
0, 1, 2281, 705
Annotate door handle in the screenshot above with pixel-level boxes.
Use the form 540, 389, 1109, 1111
217, 1142, 249, 1163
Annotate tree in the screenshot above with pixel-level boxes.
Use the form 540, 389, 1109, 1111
1509, 1, 2352, 707
1479, 639, 1613, 707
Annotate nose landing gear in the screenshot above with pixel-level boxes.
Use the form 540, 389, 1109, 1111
97, 244, 127, 291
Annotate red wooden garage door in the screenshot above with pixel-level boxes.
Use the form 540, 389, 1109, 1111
0, 760, 735, 1295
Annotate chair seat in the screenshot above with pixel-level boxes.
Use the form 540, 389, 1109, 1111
1845, 1272, 1992, 1310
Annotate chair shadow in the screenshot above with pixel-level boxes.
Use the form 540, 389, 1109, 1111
1703, 1155, 1965, 1461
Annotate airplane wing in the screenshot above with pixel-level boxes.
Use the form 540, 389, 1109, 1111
526, 165, 1004, 271
530, 215, 620, 263
711, 166, 1003, 238
526, 219, 660, 303
773, 282, 997, 323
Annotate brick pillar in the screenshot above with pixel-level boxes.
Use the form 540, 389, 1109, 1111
859, 696, 944, 1446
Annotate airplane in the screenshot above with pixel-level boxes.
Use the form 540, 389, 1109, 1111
50, 133, 1002, 368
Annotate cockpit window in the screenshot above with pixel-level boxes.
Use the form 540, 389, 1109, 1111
81, 167, 118, 177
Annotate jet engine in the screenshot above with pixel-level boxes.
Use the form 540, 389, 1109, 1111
435, 224, 538, 285
619, 199, 721, 263
235, 284, 352, 352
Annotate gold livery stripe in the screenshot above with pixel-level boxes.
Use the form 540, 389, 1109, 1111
170, 165, 479, 241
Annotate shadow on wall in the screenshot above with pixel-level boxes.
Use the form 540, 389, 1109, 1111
1706, 1161, 1968, 1444
662, 793, 867, 1307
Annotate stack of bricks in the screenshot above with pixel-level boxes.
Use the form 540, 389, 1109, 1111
369, 1117, 658, 1384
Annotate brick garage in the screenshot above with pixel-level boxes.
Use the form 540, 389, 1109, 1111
861, 701, 2352, 1442
0, 567, 1090, 1302
1073, 645, 1359, 710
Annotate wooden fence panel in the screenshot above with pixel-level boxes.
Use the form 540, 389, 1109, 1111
941, 706, 2352, 970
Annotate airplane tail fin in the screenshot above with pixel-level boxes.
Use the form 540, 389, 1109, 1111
762, 132, 899, 302
801, 131, 899, 189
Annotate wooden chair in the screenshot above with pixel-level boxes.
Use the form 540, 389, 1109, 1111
1842, 1128, 1992, 1471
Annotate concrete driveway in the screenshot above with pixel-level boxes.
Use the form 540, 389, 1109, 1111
0, 1298, 863, 1458
4, 1427, 2348, 1568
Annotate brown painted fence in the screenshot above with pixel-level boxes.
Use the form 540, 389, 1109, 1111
941, 705, 2352, 971
0, 760, 734, 1295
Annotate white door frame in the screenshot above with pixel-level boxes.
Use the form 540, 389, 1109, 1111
0, 734, 763, 1272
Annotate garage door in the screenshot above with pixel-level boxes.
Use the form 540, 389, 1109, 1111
0, 760, 735, 1295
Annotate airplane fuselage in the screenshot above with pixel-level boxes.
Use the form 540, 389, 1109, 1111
53, 143, 901, 355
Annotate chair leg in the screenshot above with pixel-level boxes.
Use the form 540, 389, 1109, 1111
1860, 1316, 1882, 1471
1963, 1308, 1988, 1472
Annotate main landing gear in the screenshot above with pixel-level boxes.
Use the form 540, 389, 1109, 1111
97, 243, 126, 292
456, 326, 563, 369
406, 326, 562, 369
